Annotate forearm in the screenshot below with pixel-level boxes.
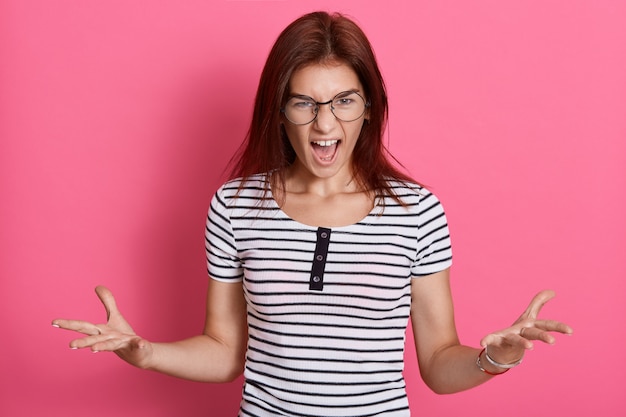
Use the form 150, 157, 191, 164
144, 335, 245, 383
419, 344, 499, 394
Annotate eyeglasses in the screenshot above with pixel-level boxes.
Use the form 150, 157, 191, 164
281, 90, 369, 125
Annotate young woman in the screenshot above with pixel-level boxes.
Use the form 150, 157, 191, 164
52, 11, 572, 416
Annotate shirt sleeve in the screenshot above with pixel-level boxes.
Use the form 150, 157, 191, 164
410, 190, 453, 277
205, 186, 244, 282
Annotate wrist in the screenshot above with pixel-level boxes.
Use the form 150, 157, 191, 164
476, 347, 523, 376
485, 345, 525, 367
484, 346, 523, 369
476, 348, 508, 375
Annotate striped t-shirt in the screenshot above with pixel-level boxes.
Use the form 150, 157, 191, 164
205, 174, 452, 417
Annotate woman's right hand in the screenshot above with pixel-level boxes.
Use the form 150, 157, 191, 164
52, 285, 153, 369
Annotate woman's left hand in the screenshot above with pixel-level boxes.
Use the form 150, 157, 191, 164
480, 290, 573, 365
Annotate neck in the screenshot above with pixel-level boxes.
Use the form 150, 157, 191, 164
284, 163, 359, 197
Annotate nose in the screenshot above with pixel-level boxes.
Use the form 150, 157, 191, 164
313, 101, 336, 131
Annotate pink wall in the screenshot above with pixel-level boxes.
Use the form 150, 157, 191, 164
2, 1, 624, 416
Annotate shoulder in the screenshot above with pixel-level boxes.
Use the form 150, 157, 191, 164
383, 179, 443, 209
211, 173, 274, 215
213, 173, 270, 201
218, 173, 269, 195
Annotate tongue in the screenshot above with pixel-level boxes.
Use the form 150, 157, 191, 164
312, 142, 337, 160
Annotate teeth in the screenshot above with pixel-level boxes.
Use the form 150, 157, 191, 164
312, 140, 338, 147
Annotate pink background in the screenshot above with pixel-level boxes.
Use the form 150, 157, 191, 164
2, 1, 625, 416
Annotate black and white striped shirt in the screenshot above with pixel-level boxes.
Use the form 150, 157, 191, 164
206, 174, 452, 417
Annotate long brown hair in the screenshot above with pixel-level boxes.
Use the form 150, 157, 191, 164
228, 11, 415, 202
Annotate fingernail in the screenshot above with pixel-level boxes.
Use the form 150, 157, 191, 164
92, 350, 99, 354
51, 323, 60, 328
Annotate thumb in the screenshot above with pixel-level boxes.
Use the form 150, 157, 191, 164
521, 289, 556, 320
94, 285, 119, 321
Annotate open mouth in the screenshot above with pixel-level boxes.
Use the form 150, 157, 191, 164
311, 139, 340, 162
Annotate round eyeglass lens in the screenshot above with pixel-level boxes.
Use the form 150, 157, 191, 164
283, 91, 367, 125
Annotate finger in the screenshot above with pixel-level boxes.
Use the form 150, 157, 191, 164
94, 285, 119, 321
479, 333, 503, 348
52, 319, 102, 336
534, 319, 574, 335
91, 335, 145, 353
481, 327, 535, 350
69, 333, 109, 350
521, 289, 556, 320
518, 326, 554, 345
69, 331, 132, 350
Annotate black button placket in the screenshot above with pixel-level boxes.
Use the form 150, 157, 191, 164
309, 227, 331, 291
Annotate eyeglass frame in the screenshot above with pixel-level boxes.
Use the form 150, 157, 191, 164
280, 90, 370, 125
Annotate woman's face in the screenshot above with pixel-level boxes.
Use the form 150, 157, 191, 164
282, 62, 367, 183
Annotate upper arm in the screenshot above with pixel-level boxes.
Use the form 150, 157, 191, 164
203, 278, 248, 375
410, 268, 460, 372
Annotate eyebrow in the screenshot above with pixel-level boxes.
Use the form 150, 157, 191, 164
287, 89, 363, 100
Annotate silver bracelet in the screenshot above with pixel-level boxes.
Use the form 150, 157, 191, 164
484, 347, 523, 369
476, 350, 509, 375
